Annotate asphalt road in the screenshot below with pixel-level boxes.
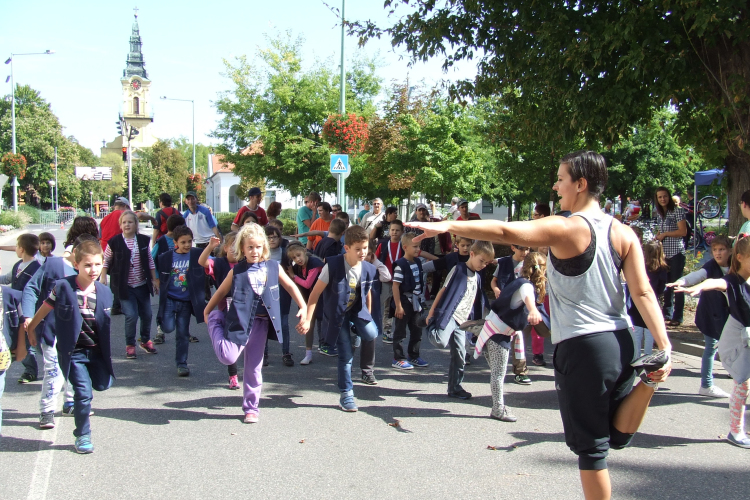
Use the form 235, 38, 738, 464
0, 224, 748, 499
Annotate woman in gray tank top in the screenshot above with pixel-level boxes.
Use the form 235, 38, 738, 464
405, 151, 672, 500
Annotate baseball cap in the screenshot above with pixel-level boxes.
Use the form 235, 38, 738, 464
248, 187, 262, 197
457, 199, 469, 207
115, 197, 130, 206
415, 203, 428, 211
185, 191, 198, 199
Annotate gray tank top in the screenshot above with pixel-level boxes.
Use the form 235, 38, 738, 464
547, 212, 631, 344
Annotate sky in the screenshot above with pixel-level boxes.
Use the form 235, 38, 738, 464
1, 1, 477, 158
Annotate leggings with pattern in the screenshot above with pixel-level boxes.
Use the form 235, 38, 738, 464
483, 340, 510, 414
729, 379, 749, 435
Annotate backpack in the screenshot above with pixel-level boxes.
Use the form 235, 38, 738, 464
156, 207, 179, 238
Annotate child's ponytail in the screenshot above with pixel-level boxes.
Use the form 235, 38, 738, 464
642, 240, 668, 273
731, 233, 750, 275
521, 251, 547, 304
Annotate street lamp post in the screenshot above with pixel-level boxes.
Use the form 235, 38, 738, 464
90, 190, 94, 216
4, 50, 54, 212
54, 146, 58, 212
48, 180, 55, 212
160, 96, 195, 174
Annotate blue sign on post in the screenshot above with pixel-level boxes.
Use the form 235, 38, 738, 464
330, 154, 350, 179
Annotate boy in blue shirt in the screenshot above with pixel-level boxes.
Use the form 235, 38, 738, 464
157, 225, 207, 376
26, 239, 114, 454
426, 240, 494, 399
304, 225, 378, 411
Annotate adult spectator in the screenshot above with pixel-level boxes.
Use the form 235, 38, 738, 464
307, 202, 334, 250
100, 197, 130, 251
448, 197, 460, 220
602, 200, 614, 215
406, 203, 437, 254
231, 187, 268, 231
152, 193, 180, 246
654, 186, 688, 327
533, 203, 552, 219
369, 206, 399, 242
296, 192, 320, 246
360, 198, 385, 233
456, 199, 481, 221
624, 199, 641, 222
267, 201, 282, 223
183, 191, 222, 247
357, 202, 371, 224
331, 204, 342, 216
406, 151, 671, 500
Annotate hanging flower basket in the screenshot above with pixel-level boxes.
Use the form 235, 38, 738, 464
1, 153, 27, 179
187, 173, 205, 193
322, 113, 369, 155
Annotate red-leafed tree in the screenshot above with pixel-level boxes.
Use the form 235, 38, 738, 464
323, 113, 369, 155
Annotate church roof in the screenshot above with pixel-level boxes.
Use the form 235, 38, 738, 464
124, 12, 148, 79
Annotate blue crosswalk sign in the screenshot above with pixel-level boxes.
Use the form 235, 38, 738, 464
330, 154, 349, 178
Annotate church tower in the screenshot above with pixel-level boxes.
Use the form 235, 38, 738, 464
101, 9, 157, 158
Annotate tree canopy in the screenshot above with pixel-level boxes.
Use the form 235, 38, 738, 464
354, 1, 749, 229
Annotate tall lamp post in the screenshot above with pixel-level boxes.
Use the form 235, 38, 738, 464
160, 96, 195, 174
90, 190, 94, 216
4, 50, 54, 212
48, 180, 55, 212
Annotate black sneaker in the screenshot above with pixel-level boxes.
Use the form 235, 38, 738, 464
532, 354, 546, 367
153, 333, 165, 345
464, 353, 472, 365
361, 373, 378, 385
39, 411, 55, 429
514, 374, 532, 385
18, 372, 37, 384
632, 350, 669, 386
282, 353, 294, 367
263, 353, 269, 366
448, 389, 473, 400
189, 335, 200, 343
177, 366, 190, 377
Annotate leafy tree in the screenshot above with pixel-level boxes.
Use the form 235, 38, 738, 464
131, 140, 189, 206
165, 136, 212, 176
355, 1, 750, 230
212, 33, 381, 197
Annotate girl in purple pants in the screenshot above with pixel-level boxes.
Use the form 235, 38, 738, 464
204, 224, 309, 423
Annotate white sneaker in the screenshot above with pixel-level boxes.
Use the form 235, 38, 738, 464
699, 385, 730, 398
300, 352, 313, 365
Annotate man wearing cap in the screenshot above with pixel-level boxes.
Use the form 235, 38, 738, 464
456, 199, 481, 222
100, 197, 131, 251
183, 191, 221, 246
360, 198, 385, 233
231, 187, 268, 231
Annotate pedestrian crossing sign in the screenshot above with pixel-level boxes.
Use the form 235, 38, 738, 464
330, 154, 350, 179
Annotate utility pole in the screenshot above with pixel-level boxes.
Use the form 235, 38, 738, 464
338, 0, 346, 208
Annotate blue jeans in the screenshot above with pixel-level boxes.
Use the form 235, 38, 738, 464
630, 326, 653, 356
68, 348, 113, 437
120, 284, 153, 346
663, 253, 686, 323
701, 334, 720, 388
160, 298, 193, 367
336, 312, 378, 393
428, 317, 466, 394
21, 345, 38, 378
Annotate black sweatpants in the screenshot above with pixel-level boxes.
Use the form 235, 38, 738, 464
393, 306, 422, 360
553, 329, 636, 470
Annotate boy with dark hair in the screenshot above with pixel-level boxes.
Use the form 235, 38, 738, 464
303, 225, 378, 411
152, 214, 186, 273
1, 233, 42, 384
426, 240, 494, 400
21, 235, 96, 428
391, 233, 428, 369
375, 220, 404, 343
491, 243, 532, 384
157, 225, 207, 376
314, 218, 347, 261
26, 239, 114, 454
152, 193, 180, 246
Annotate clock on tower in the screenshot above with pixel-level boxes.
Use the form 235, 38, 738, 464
131, 79, 141, 90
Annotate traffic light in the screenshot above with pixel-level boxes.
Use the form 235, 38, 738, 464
122, 147, 127, 161
116, 120, 123, 136
128, 127, 139, 140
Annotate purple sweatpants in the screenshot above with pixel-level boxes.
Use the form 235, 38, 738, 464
208, 310, 269, 415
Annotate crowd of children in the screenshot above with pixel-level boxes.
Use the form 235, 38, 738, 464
1, 184, 749, 460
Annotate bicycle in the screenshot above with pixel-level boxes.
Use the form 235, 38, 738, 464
695, 195, 722, 219
680, 201, 717, 251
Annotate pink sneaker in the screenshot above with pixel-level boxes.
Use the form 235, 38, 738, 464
126, 345, 137, 359
228, 375, 240, 390
243, 413, 259, 424
139, 340, 157, 354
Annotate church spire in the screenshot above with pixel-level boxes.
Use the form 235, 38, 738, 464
123, 8, 148, 79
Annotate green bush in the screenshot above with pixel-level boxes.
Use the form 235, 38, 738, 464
280, 208, 298, 220
19, 205, 43, 223
217, 213, 235, 235
281, 219, 297, 236
0, 209, 31, 229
